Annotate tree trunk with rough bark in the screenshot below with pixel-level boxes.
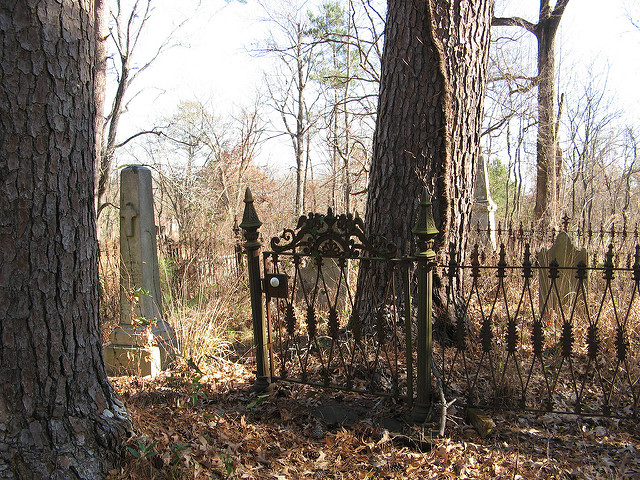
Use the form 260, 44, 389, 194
357, 0, 493, 328
534, 13, 560, 224
364, 0, 493, 261
94, 0, 108, 194
0, 1, 132, 478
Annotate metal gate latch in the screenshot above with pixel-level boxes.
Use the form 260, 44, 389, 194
264, 273, 288, 298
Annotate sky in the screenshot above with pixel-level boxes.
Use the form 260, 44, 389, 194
114, 0, 640, 171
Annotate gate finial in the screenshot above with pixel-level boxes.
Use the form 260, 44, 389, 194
412, 187, 439, 258
240, 187, 262, 249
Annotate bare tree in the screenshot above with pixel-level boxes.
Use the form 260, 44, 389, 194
561, 69, 640, 230
151, 100, 231, 237
231, 97, 267, 217
95, 0, 196, 217
308, 0, 384, 215
482, 25, 538, 225
492, 0, 571, 224
257, 0, 322, 217
145, 98, 265, 240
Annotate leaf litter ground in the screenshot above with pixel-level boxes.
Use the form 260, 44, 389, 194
108, 360, 640, 479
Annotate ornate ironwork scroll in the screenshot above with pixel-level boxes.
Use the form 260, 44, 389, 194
270, 208, 396, 258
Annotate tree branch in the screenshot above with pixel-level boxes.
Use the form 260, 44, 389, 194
492, 16, 537, 34
114, 128, 164, 148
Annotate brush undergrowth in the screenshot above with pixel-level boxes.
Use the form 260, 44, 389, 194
159, 250, 251, 367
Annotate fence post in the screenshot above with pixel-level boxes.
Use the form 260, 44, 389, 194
412, 189, 439, 423
239, 188, 270, 392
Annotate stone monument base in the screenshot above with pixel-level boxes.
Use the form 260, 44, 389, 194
104, 344, 162, 377
104, 324, 162, 377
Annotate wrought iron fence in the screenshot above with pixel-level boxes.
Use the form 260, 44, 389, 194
241, 189, 640, 420
157, 229, 243, 299
471, 217, 640, 265
240, 188, 438, 421
440, 243, 640, 418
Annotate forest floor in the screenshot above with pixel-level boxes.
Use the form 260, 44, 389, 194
107, 359, 640, 480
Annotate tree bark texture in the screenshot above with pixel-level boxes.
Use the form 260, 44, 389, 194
365, 0, 493, 259
533, 3, 566, 224
0, 1, 132, 478
357, 0, 493, 325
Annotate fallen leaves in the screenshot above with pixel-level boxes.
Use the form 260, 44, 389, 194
108, 360, 640, 480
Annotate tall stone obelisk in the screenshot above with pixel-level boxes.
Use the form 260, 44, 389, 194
104, 165, 175, 376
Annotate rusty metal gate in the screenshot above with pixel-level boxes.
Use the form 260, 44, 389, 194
240, 188, 438, 421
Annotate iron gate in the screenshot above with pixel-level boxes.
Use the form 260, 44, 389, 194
239, 188, 437, 421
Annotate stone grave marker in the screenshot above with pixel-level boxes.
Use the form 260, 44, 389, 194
471, 156, 498, 249
537, 231, 588, 318
104, 165, 176, 376
295, 257, 348, 313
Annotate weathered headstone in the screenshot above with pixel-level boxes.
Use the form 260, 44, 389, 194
538, 231, 588, 317
471, 156, 498, 249
296, 257, 348, 312
104, 165, 176, 376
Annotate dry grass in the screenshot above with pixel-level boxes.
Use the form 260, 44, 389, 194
165, 276, 249, 366
99, 239, 121, 343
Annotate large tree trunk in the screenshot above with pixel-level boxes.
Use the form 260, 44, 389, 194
0, 1, 132, 478
533, 11, 562, 224
357, 0, 493, 328
365, 0, 493, 262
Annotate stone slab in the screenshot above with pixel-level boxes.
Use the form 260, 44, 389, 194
538, 231, 588, 316
104, 344, 161, 377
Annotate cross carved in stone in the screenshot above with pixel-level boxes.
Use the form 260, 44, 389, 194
121, 202, 138, 237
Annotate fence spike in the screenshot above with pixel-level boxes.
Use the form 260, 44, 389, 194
471, 244, 480, 278
497, 244, 507, 278
615, 325, 628, 362
523, 244, 533, 279
560, 321, 573, 358
604, 244, 615, 281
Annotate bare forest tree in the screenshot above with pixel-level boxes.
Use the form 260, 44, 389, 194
492, 0, 570, 225
257, 0, 322, 217
145, 99, 265, 241
308, 1, 384, 215
563, 72, 640, 230
481, 23, 538, 224
95, 0, 196, 217
232, 98, 268, 217
257, 0, 384, 217
1, 1, 132, 476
